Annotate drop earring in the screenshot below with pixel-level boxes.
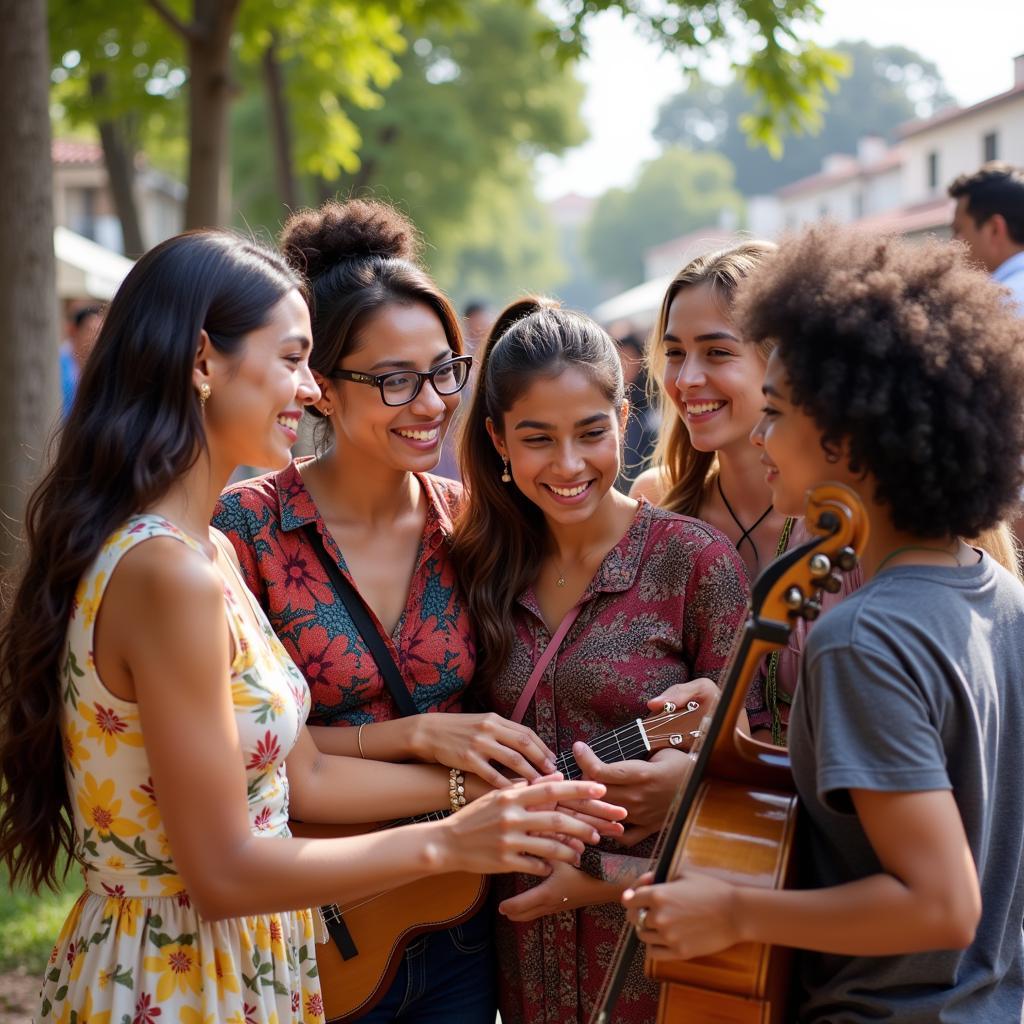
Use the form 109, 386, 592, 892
197, 382, 211, 408
500, 456, 511, 484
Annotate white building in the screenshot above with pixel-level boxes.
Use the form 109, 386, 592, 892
777, 54, 1024, 239
776, 137, 904, 230
52, 139, 184, 258
590, 54, 1024, 326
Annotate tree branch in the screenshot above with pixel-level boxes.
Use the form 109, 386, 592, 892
146, 0, 201, 43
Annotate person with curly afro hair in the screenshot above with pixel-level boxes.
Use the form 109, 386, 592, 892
622, 225, 1024, 1023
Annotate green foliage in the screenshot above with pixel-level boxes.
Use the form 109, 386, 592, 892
655, 40, 954, 194
49, 1, 186, 173
0, 861, 78, 972
341, 0, 585, 302
48, 0, 431, 185
232, 0, 585, 302
582, 148, 744, 290
548, 0, 845, 151
236, 1, 410, 182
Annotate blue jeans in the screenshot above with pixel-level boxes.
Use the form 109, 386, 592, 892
357, 907, 496, 1023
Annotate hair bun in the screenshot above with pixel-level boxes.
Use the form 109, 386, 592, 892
280, 199, 419, 279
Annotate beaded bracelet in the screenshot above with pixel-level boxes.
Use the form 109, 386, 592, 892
448, 768, 466, 813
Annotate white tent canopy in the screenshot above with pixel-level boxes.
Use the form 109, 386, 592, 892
592, 273, 673, 331
54, 226, 134, 301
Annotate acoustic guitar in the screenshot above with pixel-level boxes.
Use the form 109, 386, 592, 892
592, 482, 868, 1024
292, 698, 708, 1022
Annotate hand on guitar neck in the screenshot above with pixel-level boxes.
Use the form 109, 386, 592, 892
572, 677, 728, 843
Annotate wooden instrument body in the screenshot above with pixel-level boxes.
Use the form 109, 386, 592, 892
650, 775, 798, 1023
633, 484, 868, 1024
289, 818, 487, 1023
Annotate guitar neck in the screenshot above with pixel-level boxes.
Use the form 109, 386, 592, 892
552, 719, 650, 780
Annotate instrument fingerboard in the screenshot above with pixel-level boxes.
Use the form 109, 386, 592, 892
553, 720, 649, 780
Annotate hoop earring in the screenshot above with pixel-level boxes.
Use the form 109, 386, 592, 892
197, 382, 211, 408
500, 456, 511, 484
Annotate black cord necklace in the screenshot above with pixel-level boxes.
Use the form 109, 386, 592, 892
716, 475, 773, 568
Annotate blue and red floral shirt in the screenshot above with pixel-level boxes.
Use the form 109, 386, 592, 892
213, 459, 475, 726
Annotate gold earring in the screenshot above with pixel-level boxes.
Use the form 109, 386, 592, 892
198, 382, 211, 407
501, 456, 511, 484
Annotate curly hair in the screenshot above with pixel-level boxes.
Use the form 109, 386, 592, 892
733, 225, 1024, 539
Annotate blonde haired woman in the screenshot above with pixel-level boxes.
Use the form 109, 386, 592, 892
633, 240, 1019, 743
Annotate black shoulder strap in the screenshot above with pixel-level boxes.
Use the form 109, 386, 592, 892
303, 524, 419, 718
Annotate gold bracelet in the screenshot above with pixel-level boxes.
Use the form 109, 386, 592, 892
448, 768, 466, 813
356, 723, 367, 759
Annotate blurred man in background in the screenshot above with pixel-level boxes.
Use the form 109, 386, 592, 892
60, 304, 103, 417
949, 163, 1024, 311
608, 321, 658, 493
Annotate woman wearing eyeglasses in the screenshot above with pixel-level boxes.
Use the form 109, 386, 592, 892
213, 199, 564, 1022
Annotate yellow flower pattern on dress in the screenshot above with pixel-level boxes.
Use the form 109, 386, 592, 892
80, 701, 145, 757
38, 516, 323, 1024
62, 719, 89, 775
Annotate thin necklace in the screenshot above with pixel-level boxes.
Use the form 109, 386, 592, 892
876, 543, 962, 574
716, 476, 773, 569
553, 543, 604, 588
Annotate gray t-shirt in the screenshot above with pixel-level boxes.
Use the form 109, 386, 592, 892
789, 553, 1024, 1023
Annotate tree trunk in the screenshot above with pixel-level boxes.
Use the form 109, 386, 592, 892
262, 37, 298, 213
91, 74, 146, 256
183, 0, 240, 228
0, 0, 58, 571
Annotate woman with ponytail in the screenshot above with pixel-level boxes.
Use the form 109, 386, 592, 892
213, 200, 574, 1021
450, 297, 750, 1024
0, 230, 615, 1024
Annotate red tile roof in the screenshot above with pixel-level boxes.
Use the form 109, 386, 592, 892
52, 139, 104, 165
776, 148, 903, 199
900, 83, 1024, 140
852, 196, 953, 236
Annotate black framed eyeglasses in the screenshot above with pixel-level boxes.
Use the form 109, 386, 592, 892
327, 355, 473, 407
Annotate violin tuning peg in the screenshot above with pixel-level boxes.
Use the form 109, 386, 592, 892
663, 701, 676, 714
784, 585, 804, 611
669, 734, 683, 747
820, 573, 842, 594
836, 546, 858, 572
802, 598, 822, 621
809, 553, 832, 578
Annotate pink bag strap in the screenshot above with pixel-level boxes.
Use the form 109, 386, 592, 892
511, 604, 583, 724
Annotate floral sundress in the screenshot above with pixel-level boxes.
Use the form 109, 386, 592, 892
39, 515, 325, 1024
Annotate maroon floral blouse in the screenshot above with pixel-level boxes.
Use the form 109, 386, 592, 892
213, 459, 475, 725
483, 500, 750, 1024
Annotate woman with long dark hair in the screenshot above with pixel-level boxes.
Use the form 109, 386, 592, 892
450, 297, 750, 1024
0, 230, 613, 1024
625, 224, 1024, 1023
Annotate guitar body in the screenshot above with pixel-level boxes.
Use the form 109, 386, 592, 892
290, 819, 488, 1023
290, 696, 707, 1021
649, 775, 798, 1023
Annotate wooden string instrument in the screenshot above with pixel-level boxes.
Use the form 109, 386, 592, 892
592, 482, 868, 1024
291, 698, 708, 1022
